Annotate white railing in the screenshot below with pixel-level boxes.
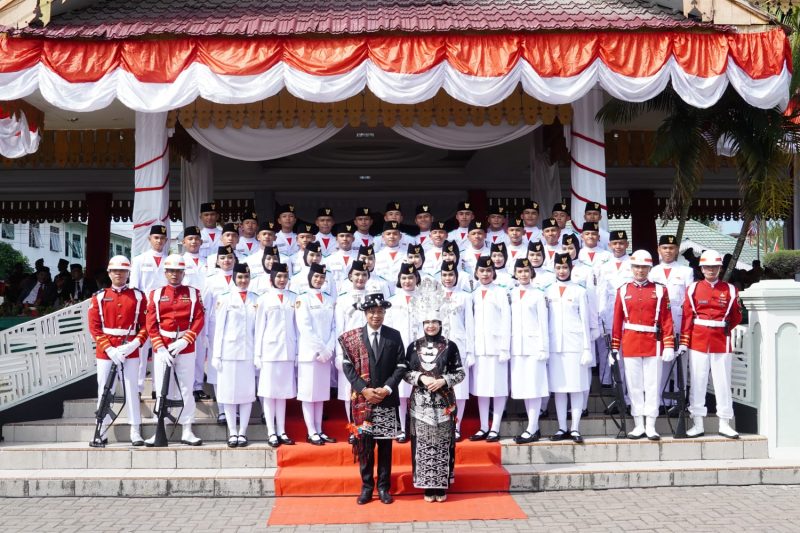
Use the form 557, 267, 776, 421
0, 300, 96, 412
728, 324, 757, 408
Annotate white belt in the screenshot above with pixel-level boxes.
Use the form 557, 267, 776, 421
102, 327, 131, 336
159, 328, 180, 339
695, 318, 727, 328
623, 322, 657, 333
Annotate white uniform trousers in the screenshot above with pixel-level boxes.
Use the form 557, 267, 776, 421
623, 356, 662, 418
193, 333, 208, 391
660, 335, 688, 406
96, 357, 142, 426
152, 352, 197, 425
689, 350, 733, 420
137, 339, 151, 393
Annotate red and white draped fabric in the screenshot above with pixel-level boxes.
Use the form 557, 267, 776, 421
0, 108, 40, 158
569, 89, 608, 232
133, 112, 170, 255
0, 30, 790, 112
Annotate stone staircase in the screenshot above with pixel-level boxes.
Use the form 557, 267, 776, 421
1, 388, 798, 497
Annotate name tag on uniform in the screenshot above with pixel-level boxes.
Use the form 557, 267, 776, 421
180, 296, 191, 302
699, 299, 709, 304
102, 297, 114, 302
159, 296, 170, 302
624, 295, 632, 300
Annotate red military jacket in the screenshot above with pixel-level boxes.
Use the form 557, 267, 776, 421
611, 281, 674, 357
87, 286, 148, 360
680, 279, 742, 353
145, 284, 205, 354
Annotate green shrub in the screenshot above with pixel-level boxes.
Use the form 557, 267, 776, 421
764, 250, 800, 279
0, 242, 31, 280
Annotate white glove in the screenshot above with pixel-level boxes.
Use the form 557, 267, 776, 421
254, 357, 262, 370
466, 354, 476, 368
156, 347, 174, 368
334, 356, 343, 371
316, 349, 333, 363
167, 338, 189, 356
580, 349, 592, 366
104, 346, 123, 366
118, 339, 141, 358
499, 352, 510, 363
211, 357, 222, 371
535, 351, 549, 362
661, 347, 675, 363
608, 350, 619, 368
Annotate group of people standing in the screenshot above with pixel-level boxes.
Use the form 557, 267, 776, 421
86, 198, 743, 502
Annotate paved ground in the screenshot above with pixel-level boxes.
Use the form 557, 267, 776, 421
1, 485, 798, 532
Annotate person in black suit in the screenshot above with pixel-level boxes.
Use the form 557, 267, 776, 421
340, 288, 407, 505
69, 264, 98, 301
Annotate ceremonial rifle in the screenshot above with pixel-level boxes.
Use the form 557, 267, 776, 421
662, 339, 689, 438
90, 325, 132, 448
151, 328, 185, 447
601, 320, 628, 438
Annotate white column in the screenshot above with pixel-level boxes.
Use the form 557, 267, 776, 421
132, 111, 170, 255
739, 279, 800, 458
180, 144, 214, 228
569, 88, 607, 232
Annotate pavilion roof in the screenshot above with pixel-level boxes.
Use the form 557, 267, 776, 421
3, 0, 703, 40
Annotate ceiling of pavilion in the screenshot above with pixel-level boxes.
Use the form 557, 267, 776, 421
2, 0, 702, 38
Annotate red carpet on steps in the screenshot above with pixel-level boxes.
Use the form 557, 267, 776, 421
275, 399, 509, 497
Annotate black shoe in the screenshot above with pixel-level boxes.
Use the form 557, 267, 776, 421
151, 391, 156, 400
89, 437, 107, 448
227, 435, 238, 448
357, 488, 372, 505
514, 431, 534, 444
396, 432, 408, 443
581, 409, 589, 418
193, 390, 211, 401
378, 489, 394, 504
569, 430, 584, 444
486, 430, 500, 442
469, 430, 487, 441
348, 434, 356, 445
319, 433, 336, 443
306, 433, 324, 446
550, 429, 568, 441
261, 414, 266, 425
278, 433, 295, 445
267, 434, 280, 448
216, 413, 226, 425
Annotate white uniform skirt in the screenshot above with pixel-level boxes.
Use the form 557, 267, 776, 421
216, 359, 256, 405
297, 360, 331, 402
469, 356, 508, 397
258, 361, 296, 399
398, 378, 412, 399
337, 367, 351, 402
510, 356, 549, 399
547, 352, 589, 393
451, 339, 470, 400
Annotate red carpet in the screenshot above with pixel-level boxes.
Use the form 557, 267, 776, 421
267, 493, 527, 525
274, 399, 509, 497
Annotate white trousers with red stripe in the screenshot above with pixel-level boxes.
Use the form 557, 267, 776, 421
689, 350, 733, 420
96, 357, 142, 426
623, 356, 662, 419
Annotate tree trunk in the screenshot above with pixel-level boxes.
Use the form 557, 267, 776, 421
724, 212, 754, 282
675, 202, 690, 242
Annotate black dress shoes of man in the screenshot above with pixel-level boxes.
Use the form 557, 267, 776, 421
378, 489, 394, 504
357, 488, 372, 505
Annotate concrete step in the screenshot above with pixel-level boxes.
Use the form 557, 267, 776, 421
1, 457, 797, 497
2, 415, 726, 443
0, 435, 763, 471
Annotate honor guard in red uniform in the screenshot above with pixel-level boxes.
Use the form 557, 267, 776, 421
87, 255, 148, 446
679, 249, 742, 439
611, 250, 675, 440
144, 254, 206, 446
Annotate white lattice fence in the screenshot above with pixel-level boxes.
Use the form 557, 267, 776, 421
0, 300, 96, 411
706, 325, 757, 409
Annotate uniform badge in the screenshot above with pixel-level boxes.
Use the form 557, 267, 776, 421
295, 301, 302, 309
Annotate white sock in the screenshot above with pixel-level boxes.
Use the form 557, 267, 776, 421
301, 401, 317, 435
262, 398, 277, 435
456, 400, 466, 432
570, 392, 584, 432
524, 397, 542, 434
314, 401, 324, 434
478, 396, 491, 432
555, 392, 568, 431
238, 402, 252, 436
275, 399, 287, 435
490, 396, 507, 433
398, 401, 407, 433
223, 404, 237, 436
343, 400, 351, 421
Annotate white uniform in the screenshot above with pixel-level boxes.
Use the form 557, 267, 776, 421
504, 243, 528, 274
249, 274, 273, 295
545, 281, 592, 392
295, 288, 336, 402
255, 288, 298, 399
202, 270, 235, 386
353, 231, 374, 250
416, 231, 433, 249
205, 250, 244, 270
289, 266, 337, 296
289, 249, 309, 275
235, 237, 259, 258
447, 227, 471, 251
578, 247, 612, 271
533, 268, 556, 290
510, 284, 550, 399
334, 288, 366, 402
339, 273, 393, 298
245, 248, 292, 279
494, 270, 516, 292
212, 290, 257, 405
542, 243, 561, 271
315, 232, 338, 257
275, 231, 298, 257
470, 283, 511, 396
374, 246, 406, 282
486, 230, 509, 246
200, 225, 222, 261
523, 226, 542, 245
324, 248, 359, 287
422, 247, 444, 276
461, 244, 491, 275
442, 287, 474, 400
182, 252, 208, 390
129, 248, 167, 391
384, 289, 421, 399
